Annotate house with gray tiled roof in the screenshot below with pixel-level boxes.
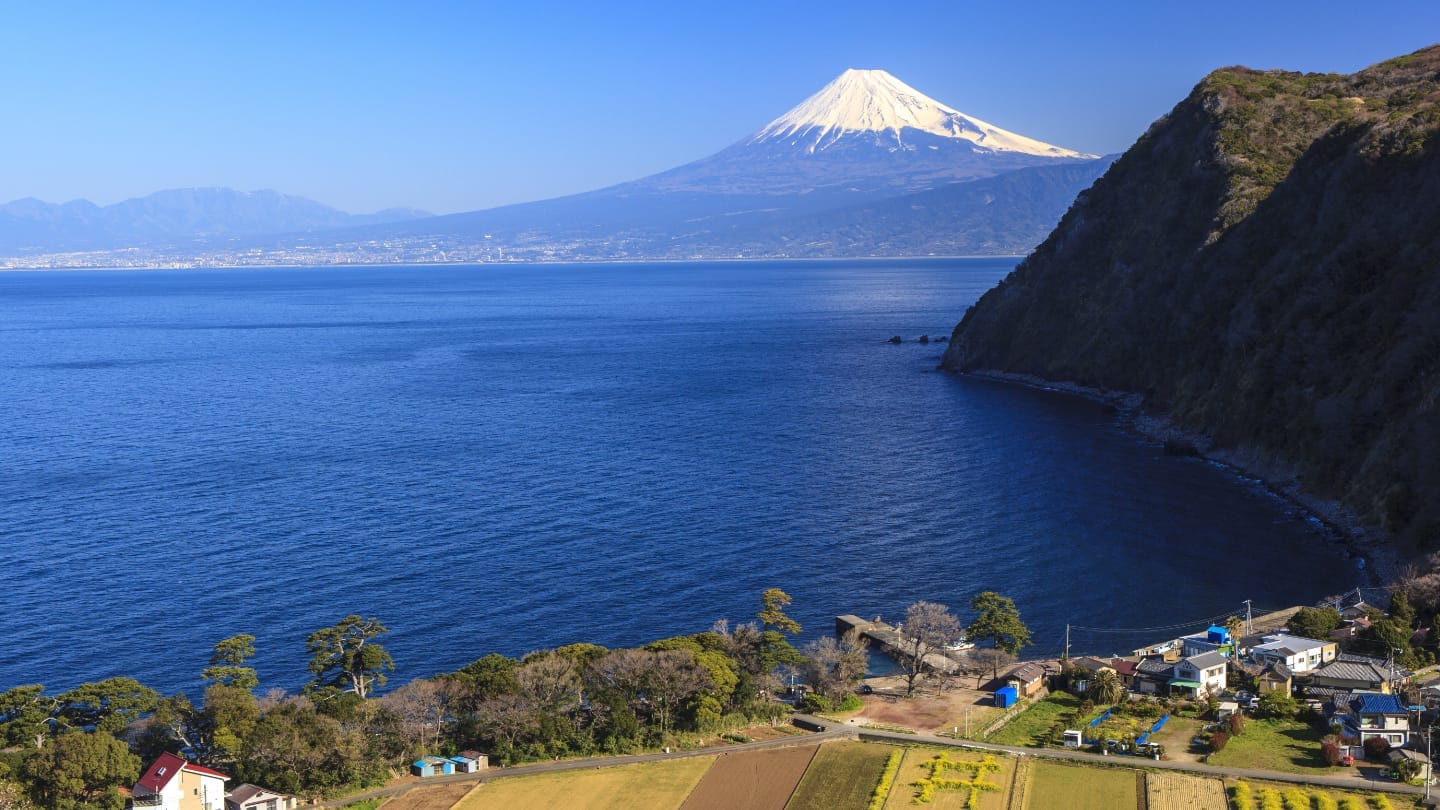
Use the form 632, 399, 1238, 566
1133, 658, 1175, 695
1171, 651, 1228, 698
1307, 655, 1408, 694
224, 784, 297, 810
1249, 633, 1337, 673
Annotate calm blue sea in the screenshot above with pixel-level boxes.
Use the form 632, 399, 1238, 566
0, 260, 1358, 694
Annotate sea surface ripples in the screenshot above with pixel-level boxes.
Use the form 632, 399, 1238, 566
0, 260, 1357, 693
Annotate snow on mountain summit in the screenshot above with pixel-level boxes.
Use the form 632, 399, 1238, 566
753, 69, 1094, 158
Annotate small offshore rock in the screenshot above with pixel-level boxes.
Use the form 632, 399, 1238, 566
888, 336, 903, 344
918, 335, 930, 344
1162, 439, 1201, 457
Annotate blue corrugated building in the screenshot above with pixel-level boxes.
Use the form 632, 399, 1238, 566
411, 756, 454, 778
994, 686, 1018, 708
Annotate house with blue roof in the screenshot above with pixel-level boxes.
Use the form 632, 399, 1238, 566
1339, 693, 1411, 747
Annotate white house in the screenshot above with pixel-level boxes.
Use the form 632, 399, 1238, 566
1249, 633, 1338, 673
132, 753, 228, 810
1171, 652, 1228, 697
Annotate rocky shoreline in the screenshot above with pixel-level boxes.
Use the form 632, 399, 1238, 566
954, 368, 1403, 587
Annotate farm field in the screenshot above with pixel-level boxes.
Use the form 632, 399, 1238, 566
438, 739, 1428, 810
1145, 771, 1226, 810
381, 783, 477, 810
785, 742, 895, 810
455, 756, 714, 810
1027, 762, 1137, 810
1229, 779, 1424, 810
881, 747, 1013, 810
680, 745, 819, 810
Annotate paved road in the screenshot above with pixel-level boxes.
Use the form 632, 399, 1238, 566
317, 714, 1427, 807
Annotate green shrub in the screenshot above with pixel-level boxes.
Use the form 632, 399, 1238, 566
797, 693, 832, 714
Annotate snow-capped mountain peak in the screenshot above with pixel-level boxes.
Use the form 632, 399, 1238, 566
752, 68, 1093, 158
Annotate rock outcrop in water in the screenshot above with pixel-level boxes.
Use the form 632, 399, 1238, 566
943, 45, 1440, 551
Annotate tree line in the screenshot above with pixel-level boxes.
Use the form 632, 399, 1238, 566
0, 587, 1031, 810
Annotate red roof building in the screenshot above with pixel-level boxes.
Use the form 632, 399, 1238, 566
134, 753, 229, 810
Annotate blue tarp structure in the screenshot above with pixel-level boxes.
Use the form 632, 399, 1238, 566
1136, 733, 1150, 745
1089, 709, 1113, 727
994, 686, 1018, 708
1151, 714, 1169, 733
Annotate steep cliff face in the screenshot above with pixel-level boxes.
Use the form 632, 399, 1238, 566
943, 46, 1440, 548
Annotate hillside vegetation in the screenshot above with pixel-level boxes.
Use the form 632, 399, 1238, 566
943, 45, 1440, 549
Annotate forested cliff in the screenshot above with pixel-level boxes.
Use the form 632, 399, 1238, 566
943, 46, 1440, 549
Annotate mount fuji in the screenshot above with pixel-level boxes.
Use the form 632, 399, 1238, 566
350, 68, 1106, 258
622, 68, 1097, 202
2, 70, 1109, 264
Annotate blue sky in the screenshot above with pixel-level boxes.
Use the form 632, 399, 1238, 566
3, 1, 1437, 214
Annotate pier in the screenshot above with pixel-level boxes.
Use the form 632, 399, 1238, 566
836, 614, 963, 675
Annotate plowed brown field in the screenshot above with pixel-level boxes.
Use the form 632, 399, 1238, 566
678, 744, 819, 810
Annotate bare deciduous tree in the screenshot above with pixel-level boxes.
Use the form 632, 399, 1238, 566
644, 650, 711, 738
802, 629, 869, 701
474, 694, 537, 753
517, 654, 581, 714
378, 678, 448, 752
897, 601, 961, 697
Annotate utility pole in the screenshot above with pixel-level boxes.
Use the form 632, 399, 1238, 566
1065, 624, 1071, 662
1426, 723, 1432, 800
1243, 600, 1253, 636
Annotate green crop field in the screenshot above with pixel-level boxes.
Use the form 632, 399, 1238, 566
786, 742, 896, 810
1027, 762, 1136, 810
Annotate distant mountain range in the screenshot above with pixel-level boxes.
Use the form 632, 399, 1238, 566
0, 188, 430, 254
944, 44, 1440, 550
0, 70, 1104, 266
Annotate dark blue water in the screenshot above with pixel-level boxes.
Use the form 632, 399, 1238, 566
0, 260, 1358, 694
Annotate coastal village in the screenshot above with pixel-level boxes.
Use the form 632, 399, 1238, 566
98, 593, 1440, 810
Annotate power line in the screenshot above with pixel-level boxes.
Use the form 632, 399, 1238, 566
1070, 609, 1243, 635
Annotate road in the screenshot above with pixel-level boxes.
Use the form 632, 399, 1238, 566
317, 714, 1426, 807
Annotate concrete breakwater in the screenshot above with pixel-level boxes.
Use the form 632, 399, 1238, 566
836, 615, 963, 675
